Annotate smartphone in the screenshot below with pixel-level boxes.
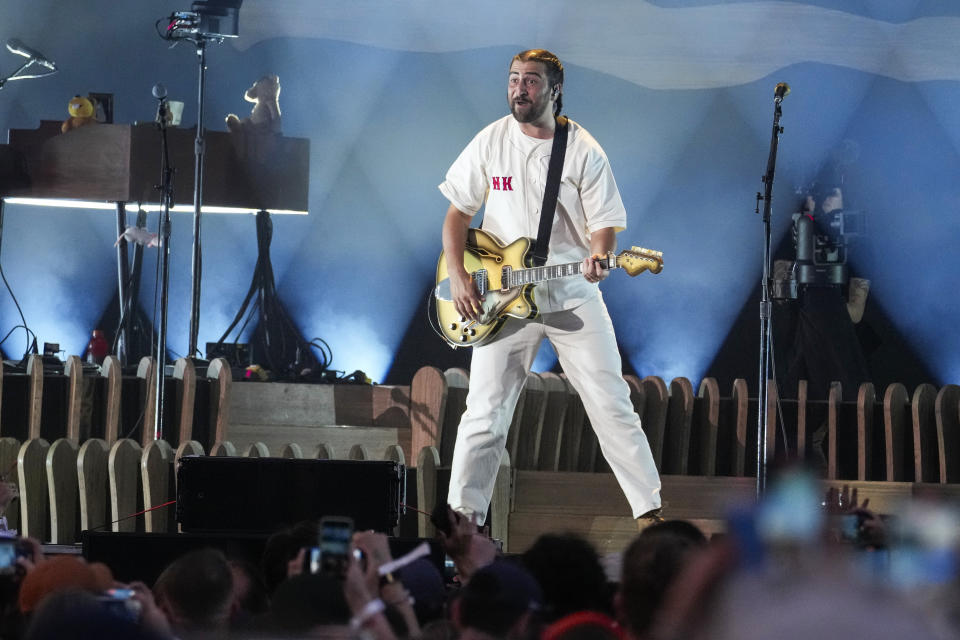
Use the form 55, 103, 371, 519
98, 588, 141, 622
0, 537, 30, 576
0, 538, 17, 576
307, 516, 354, 576
839, 514, 861, 543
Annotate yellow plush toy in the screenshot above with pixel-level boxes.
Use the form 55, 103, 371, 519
225, 75, 281, 134
61, 95, 97, 133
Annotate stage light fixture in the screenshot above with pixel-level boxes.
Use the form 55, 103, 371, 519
165, 0, 243, 41
1, 198, 306, 216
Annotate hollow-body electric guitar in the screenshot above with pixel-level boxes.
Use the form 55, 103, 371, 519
434, 228, 663, 348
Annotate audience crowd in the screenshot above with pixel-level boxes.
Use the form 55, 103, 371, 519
0, 466, 958, 639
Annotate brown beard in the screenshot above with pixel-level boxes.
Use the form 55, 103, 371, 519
509, 95, 550, 124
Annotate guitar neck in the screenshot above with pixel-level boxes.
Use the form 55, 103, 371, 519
508, 256, 617, 288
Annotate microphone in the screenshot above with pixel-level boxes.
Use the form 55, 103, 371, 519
774, 82, 791, 103
152, 83, 169, 123
5, 39, 57, 71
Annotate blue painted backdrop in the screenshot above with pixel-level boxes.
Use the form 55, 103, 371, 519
0, 0, 957, 387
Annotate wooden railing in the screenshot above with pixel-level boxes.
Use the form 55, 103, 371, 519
1, 356, 957, 552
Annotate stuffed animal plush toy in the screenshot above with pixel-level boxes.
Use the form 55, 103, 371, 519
226, 74, 281, 134
61, 95, 97, 133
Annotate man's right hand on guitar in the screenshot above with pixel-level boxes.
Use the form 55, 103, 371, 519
450, 267, 483, 322
442, 205, 485, 322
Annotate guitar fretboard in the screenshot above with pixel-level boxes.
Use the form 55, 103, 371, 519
507, 257, 615, 288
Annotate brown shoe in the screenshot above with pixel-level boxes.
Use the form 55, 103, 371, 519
636, 508, 664, 531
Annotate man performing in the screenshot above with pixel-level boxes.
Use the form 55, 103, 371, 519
438, 49, 661, 527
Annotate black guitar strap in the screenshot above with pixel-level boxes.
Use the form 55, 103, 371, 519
531, 115, 569, 267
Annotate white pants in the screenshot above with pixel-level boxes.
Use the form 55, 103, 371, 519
447, 295, 662, 524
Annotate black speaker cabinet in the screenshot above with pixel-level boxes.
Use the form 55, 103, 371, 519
176, 456, 405, 534
82, 531, 269, 586
82, 531, 442, 587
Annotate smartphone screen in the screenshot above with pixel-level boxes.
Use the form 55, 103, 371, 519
0, 539, 16, 575
317, 516, 354, 576
99, 588, 140, 622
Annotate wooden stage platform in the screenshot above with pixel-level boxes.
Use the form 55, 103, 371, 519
0, 355, 958, 556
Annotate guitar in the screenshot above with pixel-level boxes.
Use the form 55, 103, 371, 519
434, 228, 663, 348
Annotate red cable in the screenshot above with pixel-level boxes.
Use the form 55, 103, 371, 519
92, 499, 177, 532
401, 503, 432, 517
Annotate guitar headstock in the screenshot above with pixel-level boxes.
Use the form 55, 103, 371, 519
617, 246, 664, 276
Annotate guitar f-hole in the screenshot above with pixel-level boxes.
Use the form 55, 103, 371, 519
473, 248, 503, 263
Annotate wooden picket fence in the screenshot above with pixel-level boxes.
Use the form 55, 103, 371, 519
1, 355, 958, 553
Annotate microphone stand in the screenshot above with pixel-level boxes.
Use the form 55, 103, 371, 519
0, 59, 35, 90
754, 85, 787, 496
0, 62, 32, 266
157, 11, 235, 362
187, 37, 209, 361
154, 100, 175, 442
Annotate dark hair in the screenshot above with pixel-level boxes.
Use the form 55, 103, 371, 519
153, 548, 234, 631
260, 520, 320, 594
458, 561, 542, 637
458, 571, 529, 636
23, 591, 165, 640
267, 573, 351, 635
512, 49, 564, 115
618, 521, 707, 636
522, 533, 611, 622
227, 557, 270, 617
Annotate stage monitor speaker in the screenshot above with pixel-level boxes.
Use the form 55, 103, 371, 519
176, 456, 405, 534
82, 531, 442, 587
82, 530, 268, 586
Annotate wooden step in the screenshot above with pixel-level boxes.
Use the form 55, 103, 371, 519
508, 471, 750, 554
507, 511, 727, 555
508, 471, 960, 554
511, 472, 960, 518
512, 471, 757, 518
